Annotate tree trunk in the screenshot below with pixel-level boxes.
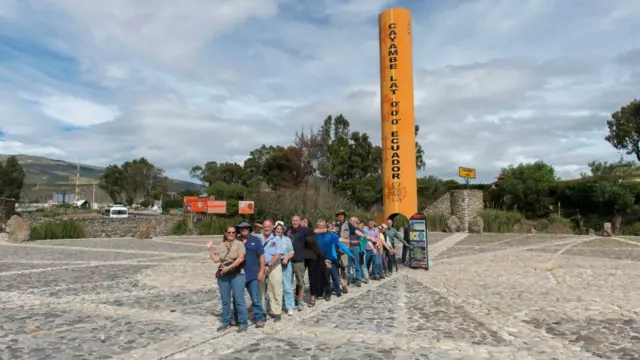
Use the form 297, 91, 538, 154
613, 212, 622, 235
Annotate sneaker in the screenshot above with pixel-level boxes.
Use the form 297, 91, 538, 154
363, 279, 369, 284
342, 286, 349, 294
217, 324, 230, 332
287, 309, 294, 316
273, 315, 282, 322
237, 327, 248, 333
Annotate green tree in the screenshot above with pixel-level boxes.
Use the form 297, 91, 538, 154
605, 99, 640, 161
569, 159, 639, 233
416, 175, 454, 210
491, 161, 558, 218
99, 165, 126, 203
317, 114, 351, 189
100, 158, 166, 205
262, 146, 309, 189
0, 156, 26, 201
415, 125, 425, 171
190, 161, 247, 186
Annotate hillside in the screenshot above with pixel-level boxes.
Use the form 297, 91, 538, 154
0, 154, 202, 193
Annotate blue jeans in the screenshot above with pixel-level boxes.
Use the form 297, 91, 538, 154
232, 278, 265, 323
281, 263, 295, 311
365, 250, 379, 278
347, 246, 362, 285
376, 252, 386, 277
386, 251, 395, 273
329, 259, 342, 296
361, 251, 369, 280
217, 273, 248, 328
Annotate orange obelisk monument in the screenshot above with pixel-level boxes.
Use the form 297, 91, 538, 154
378, 8, 418, 221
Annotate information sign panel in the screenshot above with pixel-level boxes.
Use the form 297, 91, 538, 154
408, 213, 429, 270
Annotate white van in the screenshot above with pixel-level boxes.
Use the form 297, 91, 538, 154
102, 205, 129, 218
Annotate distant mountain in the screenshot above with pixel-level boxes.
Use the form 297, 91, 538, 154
0, 154, 202, 193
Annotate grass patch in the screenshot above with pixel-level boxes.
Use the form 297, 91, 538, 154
169, 217, 190, 236
479, 209, 523, 233
29, 220, 87, 240
426, 213, 447, 232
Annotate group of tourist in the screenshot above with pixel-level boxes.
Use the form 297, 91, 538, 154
207, 210, 411, 332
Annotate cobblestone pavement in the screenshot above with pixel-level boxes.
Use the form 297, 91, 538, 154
1, 234, 639, 359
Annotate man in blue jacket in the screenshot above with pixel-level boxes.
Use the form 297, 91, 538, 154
315, 219, 353, 299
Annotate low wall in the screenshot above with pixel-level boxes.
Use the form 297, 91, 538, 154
31, 215, 178, 238
425, 190, 484, 231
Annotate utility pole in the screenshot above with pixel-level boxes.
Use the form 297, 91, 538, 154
92, 181, 96, 209
75, 159, 80, 201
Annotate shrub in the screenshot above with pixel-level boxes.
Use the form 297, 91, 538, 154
169, 217, 190, 236
29, 220, 86, 240
197, 217, 245, 235
426, 213, 447, 232
538, 214, 574, 234
479, 209, 523, 233
622, 222, 640, 236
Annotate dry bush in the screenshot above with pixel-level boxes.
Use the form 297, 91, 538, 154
253, 179, 369, 224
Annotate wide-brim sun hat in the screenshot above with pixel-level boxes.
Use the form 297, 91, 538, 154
274, 220, 285, 228
236, 221, 253, 233
335, 210, 346, 216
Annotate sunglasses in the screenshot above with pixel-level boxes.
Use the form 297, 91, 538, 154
226, 231, 236, 235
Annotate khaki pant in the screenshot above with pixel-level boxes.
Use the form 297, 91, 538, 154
339, 253, 348, 287
259, 264, 283, 315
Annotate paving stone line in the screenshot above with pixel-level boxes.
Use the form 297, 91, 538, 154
437, 237, 588, 264
0, 255, 183, 276
429, 233, 470, 258
0, 241, 203, 257
407, 273, 602, 360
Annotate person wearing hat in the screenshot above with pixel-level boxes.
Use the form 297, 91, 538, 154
333, 210, 350, 293
231, 221, 267, 328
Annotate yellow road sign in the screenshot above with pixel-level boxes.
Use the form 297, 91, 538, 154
458, 167, 476, 179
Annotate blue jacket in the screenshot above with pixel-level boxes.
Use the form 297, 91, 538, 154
317, 232, 353, 261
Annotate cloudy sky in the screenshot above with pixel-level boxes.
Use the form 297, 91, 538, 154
0, 0, 638, 183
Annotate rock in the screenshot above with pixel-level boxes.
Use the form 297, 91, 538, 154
136, 222, 153, 239
6, 215, 31, 242
603, 222, 613, 237
528, 227, 537, 234
446, 216, 461, 232
469, 216, 484, 233
588, 228, 596, 236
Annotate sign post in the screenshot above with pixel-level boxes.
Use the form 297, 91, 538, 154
408, 212, 429, 270
458, 167, 476, 232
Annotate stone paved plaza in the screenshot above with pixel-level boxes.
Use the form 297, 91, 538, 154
1, 232, 639, 359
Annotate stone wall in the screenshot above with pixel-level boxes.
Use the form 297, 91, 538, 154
0, 198, 16, 229
424, 192, 451, 215
31, 215, 178, 238
424, 190, 484, 231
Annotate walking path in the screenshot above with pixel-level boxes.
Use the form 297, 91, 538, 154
1, 232, 639, 359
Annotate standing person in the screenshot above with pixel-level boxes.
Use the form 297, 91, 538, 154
304, 226, 325, 307
401, 225, 410, 264
333, 210, 350, 293
385, 219, 410, 275
232, 221, 267, 328
258, 220, 283, 322
275, 222, 295, 316
344, 216, 376, 287
207, 225, 249, 333
301, 218, 309, 228
290, 215, 315, 310
357, 222, 370, 284
315, 219, 353, 299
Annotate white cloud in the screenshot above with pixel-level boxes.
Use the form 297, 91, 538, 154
27, 93, 121, 127
0, 140, 65, 157
0, 0, 638, 183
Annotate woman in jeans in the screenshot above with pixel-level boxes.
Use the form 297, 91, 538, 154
207, 225, 249, 333
274, 222, 295, 316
